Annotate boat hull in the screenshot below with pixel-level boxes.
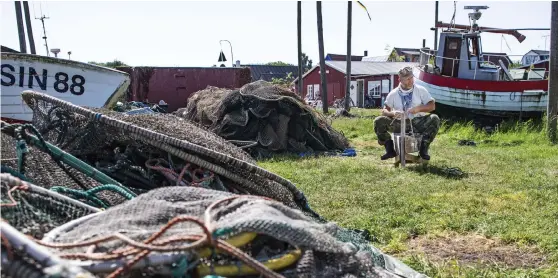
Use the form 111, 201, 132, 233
1, 52, 130, 122
413, 67, 548, 117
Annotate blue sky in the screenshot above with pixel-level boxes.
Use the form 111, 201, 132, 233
0, 1, 552, 67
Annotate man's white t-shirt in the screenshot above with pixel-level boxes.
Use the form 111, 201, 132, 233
384, 84, 435, 119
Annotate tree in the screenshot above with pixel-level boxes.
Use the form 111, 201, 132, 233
267, 61, 294, 66
317, 2, 328, 114
88, 59, 129, 68
271, 72, 295, 87
301, 52, 313, 72
345, 1, 352, 111
297, 1, 303, 97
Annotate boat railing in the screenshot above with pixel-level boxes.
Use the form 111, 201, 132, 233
419, 49, 550, 80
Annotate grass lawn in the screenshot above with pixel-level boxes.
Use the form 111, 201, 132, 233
259, 108, 558, 278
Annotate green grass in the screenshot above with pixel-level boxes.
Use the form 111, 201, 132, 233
259, 108, 558, 278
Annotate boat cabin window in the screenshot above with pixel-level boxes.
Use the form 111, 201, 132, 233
467, 37, 480, 57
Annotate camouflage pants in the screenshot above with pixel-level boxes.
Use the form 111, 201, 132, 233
374, 114, 441, 147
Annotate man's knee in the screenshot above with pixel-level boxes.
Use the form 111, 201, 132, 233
428, 114, 441, 127
374, 115, 391, 125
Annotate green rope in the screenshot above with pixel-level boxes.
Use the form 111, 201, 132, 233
0, 165, 30, 182
50, 184, 137, 209
50, 186, 108, 208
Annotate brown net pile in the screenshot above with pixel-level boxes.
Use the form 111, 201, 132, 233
19, 91, 320, 218
177, 81, 351, 158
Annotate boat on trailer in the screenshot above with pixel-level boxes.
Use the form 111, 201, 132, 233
1, 52, 130, 123
414, 5, 549, 118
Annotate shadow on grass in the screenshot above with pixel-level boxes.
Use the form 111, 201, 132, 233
407, 164, 468, 180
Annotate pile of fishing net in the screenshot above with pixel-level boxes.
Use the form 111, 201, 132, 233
1, 173, 425, 278
0, 91, 426, 278
0, 121, 136, 213
17, 90, 316, 216
176, 80, 351, 158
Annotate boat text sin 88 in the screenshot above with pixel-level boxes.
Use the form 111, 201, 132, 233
1, 64, 86, 96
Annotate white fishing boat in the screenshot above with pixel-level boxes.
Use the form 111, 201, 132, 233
414, 5, 549, 118
1, 52, 130, 123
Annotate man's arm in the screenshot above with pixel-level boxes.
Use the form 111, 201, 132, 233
382, 105, 404, 119
408, 100, 435, 114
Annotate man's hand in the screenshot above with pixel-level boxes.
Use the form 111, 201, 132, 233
393, 110, 404, 119
407, 107, 421, 114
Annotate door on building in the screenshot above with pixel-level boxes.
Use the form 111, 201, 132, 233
442, 37, 462, 77
357, 80, 364, 108
350, 81, 357, 107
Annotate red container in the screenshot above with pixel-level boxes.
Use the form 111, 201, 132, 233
119, 67, 252, 112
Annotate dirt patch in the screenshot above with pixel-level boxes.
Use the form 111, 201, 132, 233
402, 233, 548, 268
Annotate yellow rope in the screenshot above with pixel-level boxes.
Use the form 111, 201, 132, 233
196, 249, 302, 277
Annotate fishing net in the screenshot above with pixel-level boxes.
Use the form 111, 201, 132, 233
0, 173, 99, 278
177, 80, 351, 158
19, 90, 319, 218
0, 122, 136, 209
35, 185, 425, 278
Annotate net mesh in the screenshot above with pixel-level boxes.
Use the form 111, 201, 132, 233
0, 174, 96, 240
0, 91, 426, 278
20, 91, 317, 216
39, 186, 408, 278
177, 81, 351, 158
0, 127, 132, 208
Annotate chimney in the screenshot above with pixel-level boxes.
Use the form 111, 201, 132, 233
235, 60, 241, 67
364, 50, 368, 57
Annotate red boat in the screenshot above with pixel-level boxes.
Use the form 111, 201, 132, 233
414, 5, 549, 118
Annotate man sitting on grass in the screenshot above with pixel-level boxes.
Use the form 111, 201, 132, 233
374, 66, 440, 160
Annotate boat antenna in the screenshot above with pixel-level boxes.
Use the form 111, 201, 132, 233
447, 1, 457, 31
464, 5, 489, 33
35, 2, 50, 56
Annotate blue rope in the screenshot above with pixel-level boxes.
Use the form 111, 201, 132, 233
171, 257, 191, 278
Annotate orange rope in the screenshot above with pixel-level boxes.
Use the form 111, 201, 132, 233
35, 195, 285, 278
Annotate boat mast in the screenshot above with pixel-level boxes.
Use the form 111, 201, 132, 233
35, 2, 50, 56
464, 5, 489, 33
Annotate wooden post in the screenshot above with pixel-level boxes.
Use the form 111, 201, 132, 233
345, 1, 352, 111
434, 1, 439, 49
23, 1, 36, 54
317, 1, 328, 114
548, 1, 558, 143
14, 1, 27, 53
297, 1, 303, 96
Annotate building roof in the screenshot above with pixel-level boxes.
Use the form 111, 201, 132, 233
393, 47, 422, 56
361, 55, 389, 62
293, 61, 418, 83
1, 45, 19, 53
525, 49, 550, 56
325, 53, 364, 61
326, 61, 418, 76
241, 64, 299, 81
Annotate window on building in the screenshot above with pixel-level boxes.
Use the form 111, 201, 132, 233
368, 81, 381, 98
306, 84, 314, 99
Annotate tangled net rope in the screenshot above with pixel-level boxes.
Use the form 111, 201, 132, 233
177, 81, 351, 158
1, 91, 426, 278
1, 121, 135, 209
19, 90, 320, 218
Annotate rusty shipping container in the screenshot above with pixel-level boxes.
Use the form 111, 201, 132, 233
119, 67, 252, 112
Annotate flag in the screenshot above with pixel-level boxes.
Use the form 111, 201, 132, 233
357, 1, 371, 21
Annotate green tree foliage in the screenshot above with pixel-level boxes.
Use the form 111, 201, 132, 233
88, 60, 129, 69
